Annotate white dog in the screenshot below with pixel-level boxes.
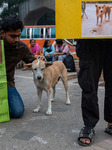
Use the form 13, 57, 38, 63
31, 60, 71, 115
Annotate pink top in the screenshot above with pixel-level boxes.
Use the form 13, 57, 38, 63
31, 44, 41, 54
56, 43, 69, 53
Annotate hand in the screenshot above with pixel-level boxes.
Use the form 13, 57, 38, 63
52, 53, 56, 56
46, 54, 50, 57
37, 55, 46, 61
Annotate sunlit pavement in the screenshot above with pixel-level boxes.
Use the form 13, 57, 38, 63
0, 69, 111, 150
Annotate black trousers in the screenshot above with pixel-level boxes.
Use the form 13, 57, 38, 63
76, 39, 112, 128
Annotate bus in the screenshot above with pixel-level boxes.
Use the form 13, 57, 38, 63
20, 25, 78, 59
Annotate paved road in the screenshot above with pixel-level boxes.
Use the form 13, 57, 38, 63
0, 69, 112, 150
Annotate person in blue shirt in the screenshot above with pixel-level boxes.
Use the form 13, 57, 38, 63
43, 40, 55, 62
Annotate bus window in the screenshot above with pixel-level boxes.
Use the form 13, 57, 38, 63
40, 28, 44, 38
45, 28, 50, 38
51, 27, 55, 38
21, 28, 27, 38
27, 28, 30, 38
21, 26, 55, 39
33, 28, 40, 38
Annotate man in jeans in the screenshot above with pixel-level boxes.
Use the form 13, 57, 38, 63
76, 39, 112, 146
0, 16, 44, 118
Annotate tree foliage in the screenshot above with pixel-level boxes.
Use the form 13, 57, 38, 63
0, 0, 27, 20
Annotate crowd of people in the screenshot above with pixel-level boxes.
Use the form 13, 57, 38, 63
26, 38, 70, 63
22, 38, 71, 70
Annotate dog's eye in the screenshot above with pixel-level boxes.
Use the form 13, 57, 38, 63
41, 68, 44, 71
99, 7, 101, 9
34, 68, 37, 71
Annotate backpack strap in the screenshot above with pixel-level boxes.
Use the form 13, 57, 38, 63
58, 43, 66, 53
58, 43, 70, 54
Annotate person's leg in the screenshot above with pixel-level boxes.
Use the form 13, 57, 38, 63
52, 55, 58, 62
77, 40, 104, 145
8, 87, 24, 118
79, 49, 104, 127
58, 54, 66, 61
79, 58, 101, 127
103, 41, 112, 129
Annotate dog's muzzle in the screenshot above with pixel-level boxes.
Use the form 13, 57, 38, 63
100, 10, 103, 13
37, 76, 42, 80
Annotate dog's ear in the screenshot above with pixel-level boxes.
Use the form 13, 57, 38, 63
45, 62, 53, 68
31, 60, 38, 70
95, 5, 98, 7
103, 5, 105, 8
32, 60, 38, 65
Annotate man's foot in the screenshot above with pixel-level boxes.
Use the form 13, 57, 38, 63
104, 123, 112, 136
79, 138, 90, 145
77, 127, 95, 146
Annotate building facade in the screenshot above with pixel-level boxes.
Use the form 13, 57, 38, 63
19, 0, 55, 25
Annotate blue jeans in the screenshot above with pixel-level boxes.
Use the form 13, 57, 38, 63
52, 54, 66, 62
8, 87, 24, 118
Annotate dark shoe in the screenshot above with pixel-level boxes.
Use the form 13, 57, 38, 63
77, 127, 95, 146
105, 125, 112, 136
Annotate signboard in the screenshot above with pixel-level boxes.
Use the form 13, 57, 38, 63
56, 0, 112, 39
0, 40, 10, 123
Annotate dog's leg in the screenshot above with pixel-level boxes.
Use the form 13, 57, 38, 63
61, 71, 71, 105
100, 16, 103, 26
33, 89, 42, 113
108, 11, 110, 21
46, 89, 52, 115
51, 86, 56, 102
105, 12, 107, 20
65, 85, 71, 105
106, 8, 111, 21
96, 16, 99, 26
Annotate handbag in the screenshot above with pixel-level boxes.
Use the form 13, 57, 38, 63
46, 49, 52, 53
45, 55, 52, 61
44, 46, 53, 61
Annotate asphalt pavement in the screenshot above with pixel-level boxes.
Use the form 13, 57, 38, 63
0, 69, 112, 150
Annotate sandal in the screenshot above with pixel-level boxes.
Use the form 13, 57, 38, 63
105, 125, 112, 136
77, 127, 95, 146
